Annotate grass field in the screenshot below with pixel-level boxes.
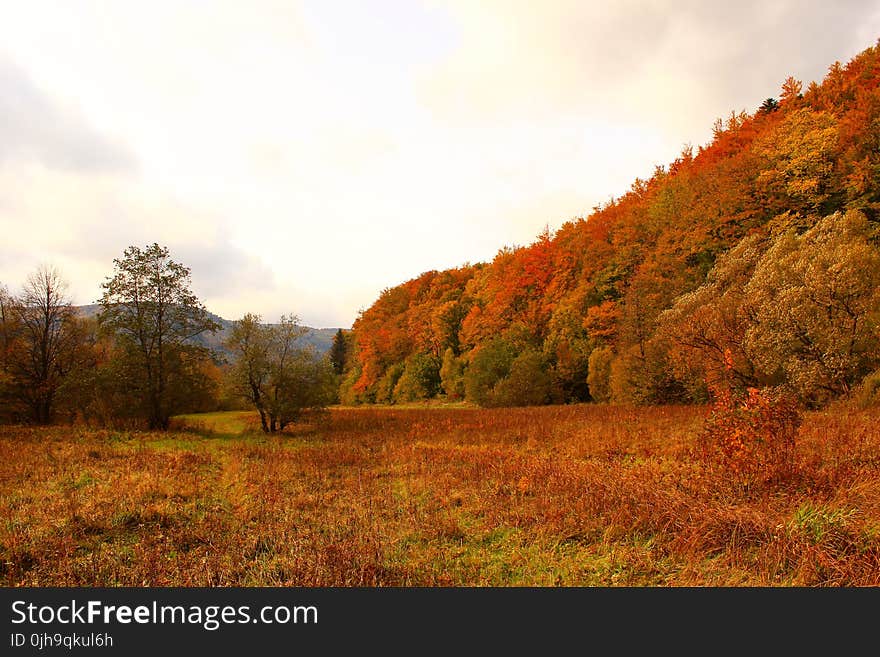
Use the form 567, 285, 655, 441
1, 404, 879, 586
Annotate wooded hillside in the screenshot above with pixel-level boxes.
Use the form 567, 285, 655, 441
343, 42, 880, 408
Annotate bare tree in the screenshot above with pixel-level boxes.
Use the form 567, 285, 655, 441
4, 266, 80, 423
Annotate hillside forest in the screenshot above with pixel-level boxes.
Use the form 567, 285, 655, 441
341, 42, 880, 412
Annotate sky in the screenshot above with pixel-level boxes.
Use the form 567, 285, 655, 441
1, 1, 880, 328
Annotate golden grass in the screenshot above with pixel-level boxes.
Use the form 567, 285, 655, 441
1, 404, 878, 586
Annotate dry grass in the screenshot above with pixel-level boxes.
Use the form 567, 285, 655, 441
1, 404, 879, 586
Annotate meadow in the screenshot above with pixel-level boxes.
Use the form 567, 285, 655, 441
1, 404, 879, 586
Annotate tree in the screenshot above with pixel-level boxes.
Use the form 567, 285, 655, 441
658, 234, 770, 394
759, 97, 779, 114
393, 352, 441, 402
439, 347, 466, 399
463, 336, 517, 406
780, 76, 803, 104
0, 284, 14, 389
744, 211, 880, 403
98, 243, 219, 430
1, 267, 85, 423
226, 313, 335, 432
587, 346, 613, 403
756, 108, 838, 214
492, 349, 552, 407
329, 328, 349, 375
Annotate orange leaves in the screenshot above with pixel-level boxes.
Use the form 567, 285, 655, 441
348, 42, 880, 408
583, 300, 620, 343
699, 383, 802, 488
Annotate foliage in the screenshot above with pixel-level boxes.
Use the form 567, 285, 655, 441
463, 337, 517, 406
587, 346, 613, 403
491, 349, 553, 407
225, 313, 335, 432
0, 268, 96, 424
743, 210, 880, 404
439, 347, 467, 400
698, 380, 803, 489
98, 243, 220, 429
393, 352, 441, 402
345, 42, 880, 410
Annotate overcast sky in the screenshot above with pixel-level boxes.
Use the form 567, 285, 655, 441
1, 1, 879, 328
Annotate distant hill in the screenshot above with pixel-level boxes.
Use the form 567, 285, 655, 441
74, 304, 339, 361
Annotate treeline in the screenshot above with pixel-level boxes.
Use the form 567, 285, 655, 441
340, 42, 880, 409
0, 245, 336, 429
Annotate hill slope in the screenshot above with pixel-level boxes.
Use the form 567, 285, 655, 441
343, 42, 880, 408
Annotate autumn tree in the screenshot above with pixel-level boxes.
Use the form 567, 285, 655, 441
98, 243, 220, 430
756, 108, 839, 214
744, 210, 880, 403
439, 347, 466, 399
344, 42, 880, 410
226, 313, 335, 432
658, 234, 770, 394
0, 267, 87, 423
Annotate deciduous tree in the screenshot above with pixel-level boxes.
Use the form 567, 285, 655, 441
98, 243, 219, 430
226, 313, 335, 432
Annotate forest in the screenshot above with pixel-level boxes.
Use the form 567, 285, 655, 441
341, 42, 880, 413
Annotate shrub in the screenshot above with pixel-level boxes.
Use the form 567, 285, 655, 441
698, 383, 802, 488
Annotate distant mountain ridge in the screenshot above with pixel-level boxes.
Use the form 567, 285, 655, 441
74, 304, 340, 359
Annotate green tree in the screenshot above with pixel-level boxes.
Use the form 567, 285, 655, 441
463, 336, 517, 406
759, 97, 779, 114
492, 349, 552, 407
226, 313, 335, 432
329, 328, 349, 375
98, 243, 220, 429
393, 352, 441, 402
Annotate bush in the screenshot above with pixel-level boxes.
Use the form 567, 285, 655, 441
698, 384, 802, 488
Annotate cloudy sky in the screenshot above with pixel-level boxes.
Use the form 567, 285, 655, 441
1, 1, 879, 328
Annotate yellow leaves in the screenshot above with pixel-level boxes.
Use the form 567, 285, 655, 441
755, 108, 838, 211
